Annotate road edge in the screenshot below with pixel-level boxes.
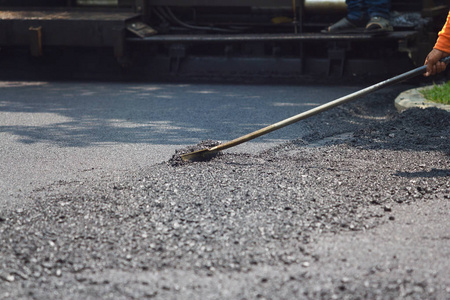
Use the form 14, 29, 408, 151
395, 85, 450, 112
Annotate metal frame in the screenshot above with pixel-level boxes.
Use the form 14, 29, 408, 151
146, 0, 293, 7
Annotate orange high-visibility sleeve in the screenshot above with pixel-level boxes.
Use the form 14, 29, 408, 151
434, 11, 450, 53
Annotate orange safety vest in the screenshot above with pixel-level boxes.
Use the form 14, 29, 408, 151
435, 11, 450, 53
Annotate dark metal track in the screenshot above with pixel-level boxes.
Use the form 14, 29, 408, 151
127, 31, 417, 44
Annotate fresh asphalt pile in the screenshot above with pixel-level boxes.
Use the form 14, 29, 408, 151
0, 88, 449, 299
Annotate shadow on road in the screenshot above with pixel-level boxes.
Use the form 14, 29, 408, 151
0, 81, 360, 147
2, 80, 445, 155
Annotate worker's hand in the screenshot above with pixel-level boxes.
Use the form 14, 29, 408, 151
424, 48, 449, 76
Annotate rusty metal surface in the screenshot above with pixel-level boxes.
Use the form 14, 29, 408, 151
0, 10, 138, 21
0, 10, 139, 47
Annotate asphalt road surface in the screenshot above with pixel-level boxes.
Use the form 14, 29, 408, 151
0, 80, 449, 299
0, 81, 362, 210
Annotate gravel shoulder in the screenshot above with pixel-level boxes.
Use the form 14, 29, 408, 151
0, 87, 449, 299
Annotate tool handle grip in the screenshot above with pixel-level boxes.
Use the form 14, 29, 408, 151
440, 55, 450, 64
406, 55, 450, 79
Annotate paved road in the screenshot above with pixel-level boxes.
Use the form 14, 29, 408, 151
2, 80, 449, 300
0, 81, 361, 209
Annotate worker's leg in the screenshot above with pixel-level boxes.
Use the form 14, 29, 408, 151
321, 0, 367, 33
346, 0, 369, 23
365, 0, 391, 19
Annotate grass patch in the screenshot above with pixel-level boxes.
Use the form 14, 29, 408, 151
419, 81, 450, 105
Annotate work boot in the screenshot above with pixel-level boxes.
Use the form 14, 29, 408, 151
365, 16, 393, 32
321, 17, 366, 34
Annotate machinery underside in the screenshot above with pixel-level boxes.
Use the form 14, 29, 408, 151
0, 0, 449, 82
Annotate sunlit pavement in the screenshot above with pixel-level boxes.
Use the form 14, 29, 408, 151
0, 81, 366, 209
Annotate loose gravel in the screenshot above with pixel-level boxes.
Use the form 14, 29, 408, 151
0, 89, 449, 299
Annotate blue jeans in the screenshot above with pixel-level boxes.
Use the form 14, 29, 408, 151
346, 0, 391, 21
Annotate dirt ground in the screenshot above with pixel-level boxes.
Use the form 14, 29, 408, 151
0, 87, 449, 299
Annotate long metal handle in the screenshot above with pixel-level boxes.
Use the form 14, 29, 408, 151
210, 56, 450, 152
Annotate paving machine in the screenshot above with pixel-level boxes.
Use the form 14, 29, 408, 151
0, 0, 448, 80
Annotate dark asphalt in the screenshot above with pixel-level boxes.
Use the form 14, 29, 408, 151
0, 81, 361, 210
1, 83, 449, 299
